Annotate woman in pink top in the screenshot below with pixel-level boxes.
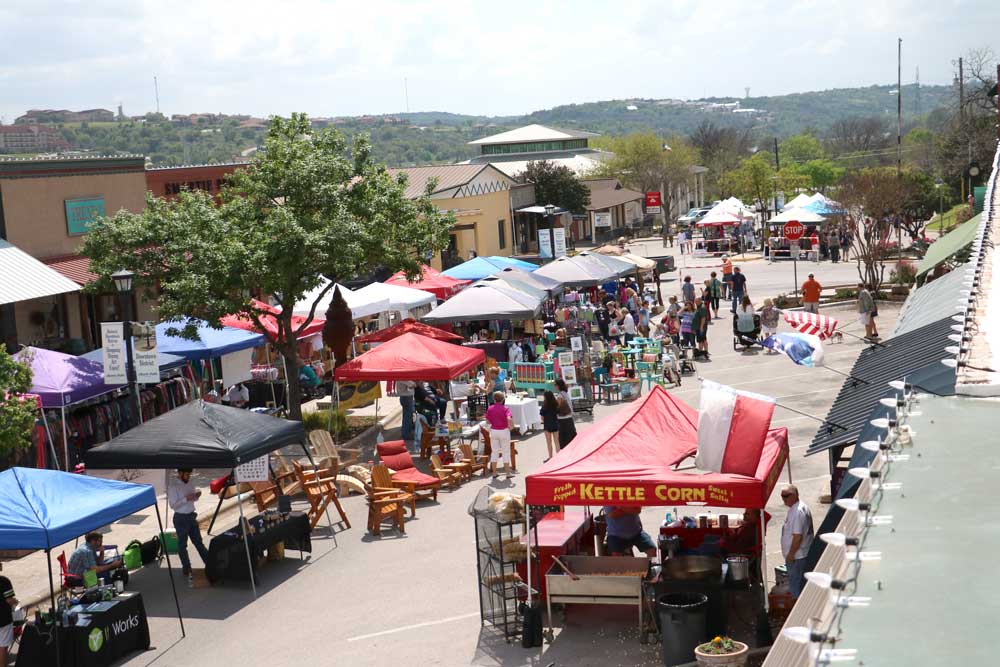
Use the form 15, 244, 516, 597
485, 391, 514, 479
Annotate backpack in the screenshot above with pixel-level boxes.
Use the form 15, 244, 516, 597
140, 535, 162, 565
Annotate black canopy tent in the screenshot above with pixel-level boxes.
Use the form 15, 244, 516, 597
85, 401, 315, 597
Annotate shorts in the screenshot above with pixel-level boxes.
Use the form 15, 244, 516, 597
681, 332, 695, 347
0, 623, 12, 649
488, 428, 511, 464
803, 302, 819, 314
762, 325, 777, 337
695, 332, 706, 343
606, 530, 656, 555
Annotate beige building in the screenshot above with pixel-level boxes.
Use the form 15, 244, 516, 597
388, 164, 531, 270
465, 123, 610, 178
0, 155, 152, 352
582, 179, 645, 243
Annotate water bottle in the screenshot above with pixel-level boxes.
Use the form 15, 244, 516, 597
662, 512, 673, 527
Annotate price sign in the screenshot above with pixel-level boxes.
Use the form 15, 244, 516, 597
235, 454, 269, 483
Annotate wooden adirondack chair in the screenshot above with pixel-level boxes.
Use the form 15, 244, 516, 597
429, 454, 463, 490
369, 464, 417, 516
308, 429, 362, 467
366, 465, 407, 536
249, 480, 279, 513
458, 443, 488, 478
293, 461, 351, 530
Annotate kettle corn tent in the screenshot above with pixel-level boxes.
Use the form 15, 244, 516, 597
524, 385, 790, 609
0, 467, 186, 661
85, 401, 314, 597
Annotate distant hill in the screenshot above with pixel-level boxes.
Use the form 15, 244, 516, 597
25, 83, 955, 167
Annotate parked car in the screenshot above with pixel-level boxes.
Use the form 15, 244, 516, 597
676, 206, 711, 227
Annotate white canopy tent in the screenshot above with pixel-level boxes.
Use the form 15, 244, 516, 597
782, 193, 815, 211
353, 282, 438, 319
293, 279, 390, 319
770, 207, 826, 224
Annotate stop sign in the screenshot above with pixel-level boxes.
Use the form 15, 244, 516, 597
783, 220, 805, 241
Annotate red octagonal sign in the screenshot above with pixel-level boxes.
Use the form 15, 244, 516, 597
783, 220, 805, 241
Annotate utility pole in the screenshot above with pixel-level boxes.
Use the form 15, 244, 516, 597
958, 57, 965, 200
154, 75, 160, 115
896, 38, 902, 177
772, 137, 780, 219
404, 77, 410, 113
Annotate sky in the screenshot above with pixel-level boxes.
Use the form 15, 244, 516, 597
1, 0, 998, 123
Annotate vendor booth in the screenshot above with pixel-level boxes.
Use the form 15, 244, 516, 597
533, 256, 618, 289
15, 347, 125, 471
222, 299, 326, 339
85, 401, 315, 597
383, 265, 470, 300
492, 267, 564, 297
766, 207, 826, 259
0, 468, 184, 667
352, 282, 438, 321
421, 282, 544, 325
355, 318, 462, 345
575, 251, 637, 279
334, 332, 485, 382
523, 385, 789, 650
291, 280, 390, 320
442, 255, 539, 281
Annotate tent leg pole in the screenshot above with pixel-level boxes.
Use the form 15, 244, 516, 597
525, 505, 532, 607
61, 406, 68, 471
46, 550, 62, 667
786, 450, 794, 485
237, 499, 258, 598
266, 345, 277, 408
760, 509, 769, 612
303, 443, 336, 536
154, 503, 186, 637
40, 406, 58, 470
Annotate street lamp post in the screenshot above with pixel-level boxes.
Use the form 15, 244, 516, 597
544, 204, 556, 259
112, 269, 142, 422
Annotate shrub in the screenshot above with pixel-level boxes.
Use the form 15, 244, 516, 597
835, 288, 858, 300
890, 259, 917, 285
301, 408, 349, 436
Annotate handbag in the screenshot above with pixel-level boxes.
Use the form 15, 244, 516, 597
123, 540, 143, 571
140, 535, 162, 565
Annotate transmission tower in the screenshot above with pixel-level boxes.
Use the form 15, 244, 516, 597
914, 66, 921, 115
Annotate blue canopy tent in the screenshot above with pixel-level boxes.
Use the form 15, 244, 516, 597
81, 348, 188, 375
155, 319, 264, 361
441, 255, 539, 281
804, 199, 845, 216
0, 468, 184, 655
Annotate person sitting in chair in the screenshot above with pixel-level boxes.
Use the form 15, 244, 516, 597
68, 532, 123, 584
603, 506, 657, 557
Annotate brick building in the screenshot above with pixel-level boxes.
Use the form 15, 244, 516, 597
0, 125, 71, 153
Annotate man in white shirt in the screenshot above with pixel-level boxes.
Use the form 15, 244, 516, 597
168, 468, 211, 585
780, 485, 814, 597
396, 380, 416, 442
225, 383, 250, 408
621, 308, 637, 345
677, 230, 688, 255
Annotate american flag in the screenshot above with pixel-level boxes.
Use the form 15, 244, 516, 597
782, 311, 839, 339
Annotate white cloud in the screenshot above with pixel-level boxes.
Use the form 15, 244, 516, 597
0, 0, 997, 122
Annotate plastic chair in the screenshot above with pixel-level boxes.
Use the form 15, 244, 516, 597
636, 361, 663, 392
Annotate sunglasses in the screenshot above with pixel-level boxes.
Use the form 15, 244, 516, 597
781, 493, 793, 498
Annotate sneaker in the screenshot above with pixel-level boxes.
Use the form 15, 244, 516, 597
491, 474, 500, 480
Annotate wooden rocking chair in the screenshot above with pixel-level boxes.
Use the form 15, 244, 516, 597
293, 461, 351, 530
429, 454, 463, 490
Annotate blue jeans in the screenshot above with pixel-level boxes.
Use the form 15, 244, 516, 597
173, 512, 209, 575
731, 291, 744, 313
399, 395, 415, 441
787, 558, 808, 597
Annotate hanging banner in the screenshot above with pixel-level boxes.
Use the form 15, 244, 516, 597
101, 322, 127, 384
553, 227, 567, 257
594, 212, 612, 228
337, 380, 382, 410
538, 229, 552, 258
133, 329, 160, 384
235, 454, 270, 483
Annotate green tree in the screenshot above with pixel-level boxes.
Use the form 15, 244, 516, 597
781, 134, 825, 163
0, 348, 36, 459
83, 114, 454, 420
519, 160, 590, 213
798, 159, 844, 192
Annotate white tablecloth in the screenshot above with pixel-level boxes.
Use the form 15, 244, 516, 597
505, 395, 542, 433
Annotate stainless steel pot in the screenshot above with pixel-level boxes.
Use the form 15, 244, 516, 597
661, 555, 721, 581
726, 555, 750, 581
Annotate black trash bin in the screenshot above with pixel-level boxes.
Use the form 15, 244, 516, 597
658, 592, 708, 666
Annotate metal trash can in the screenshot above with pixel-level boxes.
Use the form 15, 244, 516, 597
658, 592, 708, 666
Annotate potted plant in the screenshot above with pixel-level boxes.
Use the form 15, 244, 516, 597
694, 636, 749, 667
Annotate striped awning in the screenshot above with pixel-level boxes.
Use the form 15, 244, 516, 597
782, 310, 839, 339
0, 240, 81, 306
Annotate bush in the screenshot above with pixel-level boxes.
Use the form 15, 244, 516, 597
835, 288, 858, 300
890, 259, 917, 285
301, 408, 349, 436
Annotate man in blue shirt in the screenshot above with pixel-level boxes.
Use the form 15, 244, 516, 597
603, 506, 656, 557
67, 532, 122, 582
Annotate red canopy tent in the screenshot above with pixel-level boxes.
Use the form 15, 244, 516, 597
221, 299, 325, 341
333, 332, 485, 381
384, 265, 470, 300
355, 318, 462, 344
525, 385, 788, 510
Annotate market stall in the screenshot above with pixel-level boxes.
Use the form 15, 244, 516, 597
442, 255, 539, 281
356, 318, 463, 346
84, 401, 314, 597
575, 251, 637, 279
15, 346, 125, 471
383, 264, 470, 300
524, 385, 789, 645
533, 255, 618, 289
352, 282, 438, 321
421, 282, 544, 325
0, 468, 184, 667
694, 209, 742, 255
291, 280, 390, 320
492, 266, 564, 298
766, 207, 826, 259
334, 332, 486, 382
155, 319, 264, 393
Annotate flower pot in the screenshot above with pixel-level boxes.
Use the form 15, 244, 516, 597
695, 640, 749, 667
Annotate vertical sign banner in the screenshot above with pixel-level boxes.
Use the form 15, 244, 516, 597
101, 322, 127, 384
594, 212, 612, 228
552, 227, 567, 257
133, 331, 160, 384
64, 196, 106, 235
538, 229, 552, 258
645, 191, 662, 214
235, 454, 270, 483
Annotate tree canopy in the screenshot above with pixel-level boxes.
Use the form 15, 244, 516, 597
520, 160, 590, 214
83, 113, 455, 419
0, 347, 36, 459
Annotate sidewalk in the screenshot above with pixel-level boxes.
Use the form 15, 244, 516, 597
6, 389, 403, 613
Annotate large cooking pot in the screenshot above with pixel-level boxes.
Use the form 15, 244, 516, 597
726, 555, 750, 581
661, 555, 722, 581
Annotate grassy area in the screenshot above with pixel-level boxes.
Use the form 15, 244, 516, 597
927, 204, 970, 233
